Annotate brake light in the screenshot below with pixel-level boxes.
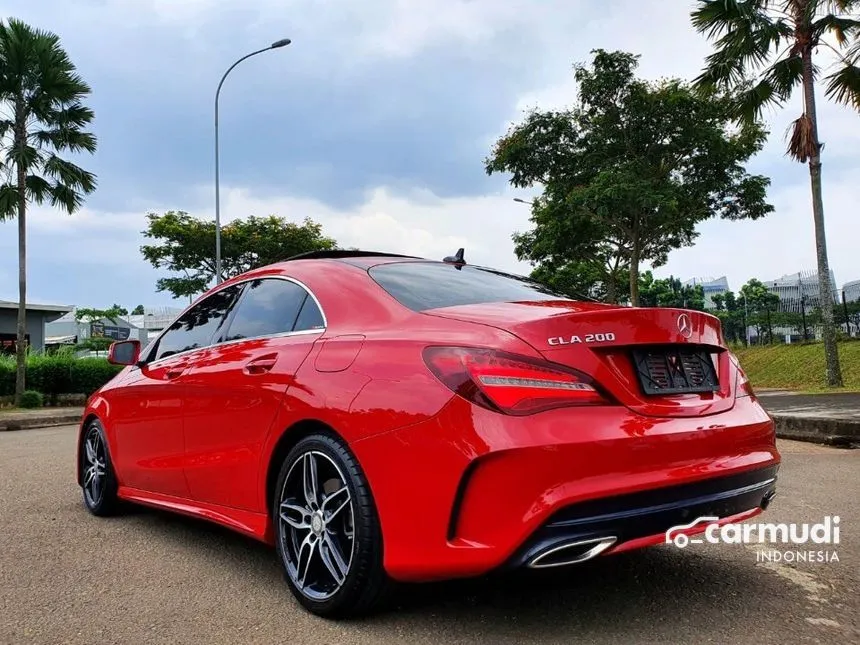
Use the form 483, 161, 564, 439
422, 346, 611, 415
729, 352, 755, 398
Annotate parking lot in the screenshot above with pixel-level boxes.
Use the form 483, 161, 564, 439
1, 426, 858, 645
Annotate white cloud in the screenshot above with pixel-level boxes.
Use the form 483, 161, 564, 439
1, 0, 858, 305
9, 183, 533, 277
13, 149, 855, 298
205, 184, 532, 271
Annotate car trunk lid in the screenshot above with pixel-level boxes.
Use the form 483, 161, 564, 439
422, 300, 734, 418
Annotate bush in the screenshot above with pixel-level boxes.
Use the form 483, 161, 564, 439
0, 354, 123, 401
19, 390, 44, 409
69, 358, 125, 396
0, 355, 13, 397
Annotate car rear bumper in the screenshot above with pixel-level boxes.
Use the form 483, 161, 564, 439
351, 394, 780, 582
507, 463, 777, 569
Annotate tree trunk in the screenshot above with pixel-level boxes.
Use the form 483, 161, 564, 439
605, 268, 618, 304
14, 121, 27, 406
628, 219, 640, 307
605, 281, 617, 304
801, 49, 843, 387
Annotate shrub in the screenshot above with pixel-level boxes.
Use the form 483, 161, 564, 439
0, 355, 13, 397
0, 354, 123, 401
19, 390, 44, 409
69, 358, 125, 396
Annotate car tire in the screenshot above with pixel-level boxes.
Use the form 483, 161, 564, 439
273, 432, 390, 618
80, 419, 120, 516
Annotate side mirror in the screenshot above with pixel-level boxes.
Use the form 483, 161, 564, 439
108, 339, 141, 366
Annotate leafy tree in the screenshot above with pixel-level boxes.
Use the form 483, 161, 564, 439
73, 305, 129, 353
131, 305, 145, 315
0, 19, 97, 405
638, 272, 707, 310
519, 224, 629, 302
74, 305, 126, 324
487, 49, 773, 307
140, 212, 338, 300
691, 0, 860, 383
711, 290, 748, 344
739, 279, 782, 343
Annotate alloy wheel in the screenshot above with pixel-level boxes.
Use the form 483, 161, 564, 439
82, 426, 107, 507
278, 450, 355, 601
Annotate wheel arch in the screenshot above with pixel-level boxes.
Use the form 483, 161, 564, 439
76, 413, 101, 486
264, 418, 346, 525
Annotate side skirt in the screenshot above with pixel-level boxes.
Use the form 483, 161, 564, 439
117, 486, 274, 545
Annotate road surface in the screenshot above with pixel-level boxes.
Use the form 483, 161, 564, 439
1, 426, 857, 645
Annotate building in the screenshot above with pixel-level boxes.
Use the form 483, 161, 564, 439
45, 310, 146, 354
125, 306, 184, 343
844, 279, 860, 303
683, 276, 730, 310
0, 300, 74, 355
763, 270, 838, 308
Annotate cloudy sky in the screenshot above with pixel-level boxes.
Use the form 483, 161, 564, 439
1, 0, 857, 309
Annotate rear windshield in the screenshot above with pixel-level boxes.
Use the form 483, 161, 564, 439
368, 262, 571, 311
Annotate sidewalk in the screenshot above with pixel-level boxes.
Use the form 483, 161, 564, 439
0, 407, 83, 432
757, 391, 860, 447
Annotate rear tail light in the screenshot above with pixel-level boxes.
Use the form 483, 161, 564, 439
729, 352, 755, 398
422, 346, 612, 415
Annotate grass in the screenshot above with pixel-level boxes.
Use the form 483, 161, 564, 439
733, 340, 860, 393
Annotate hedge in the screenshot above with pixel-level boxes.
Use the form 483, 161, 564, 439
0, 354, 124, 402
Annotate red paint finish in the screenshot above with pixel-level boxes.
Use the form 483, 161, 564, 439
180, 333, 321, 511
106, 356, 190, 498
78, 255, 780, 584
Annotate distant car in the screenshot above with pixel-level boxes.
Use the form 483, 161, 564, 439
77, 250, 780, 618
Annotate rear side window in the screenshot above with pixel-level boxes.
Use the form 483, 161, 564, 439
368, 262, 568, 311
293, 294, 325, 331
222, 278, 321, 342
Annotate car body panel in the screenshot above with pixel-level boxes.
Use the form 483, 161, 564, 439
351, 391, 777, 581
181, 332, 322, 510
77, 254, 780, 585
105, 354, 194, 498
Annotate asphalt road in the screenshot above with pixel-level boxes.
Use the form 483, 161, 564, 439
758, 391, 860, 417
1, 427, 857, 645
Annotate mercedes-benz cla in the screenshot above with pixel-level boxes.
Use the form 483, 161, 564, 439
77, 251, 779, 618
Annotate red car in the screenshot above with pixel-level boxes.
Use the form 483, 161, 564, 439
77, 250, 779, 618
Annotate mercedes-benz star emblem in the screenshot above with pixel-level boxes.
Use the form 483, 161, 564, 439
677, 313, 693, 339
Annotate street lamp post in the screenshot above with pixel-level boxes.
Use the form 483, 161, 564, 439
214, 38, 291, 284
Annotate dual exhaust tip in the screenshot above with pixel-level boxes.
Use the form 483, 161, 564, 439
526, 536, 618, 569
527, 493, 777, 569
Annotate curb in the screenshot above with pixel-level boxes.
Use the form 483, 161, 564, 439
2, 411, 857, 449
772, 414, 860, 448
0, 413, 82, 432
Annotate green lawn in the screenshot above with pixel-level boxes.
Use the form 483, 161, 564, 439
733, 340, 860, 392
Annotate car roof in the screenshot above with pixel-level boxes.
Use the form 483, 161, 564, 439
282, 250, 437, 269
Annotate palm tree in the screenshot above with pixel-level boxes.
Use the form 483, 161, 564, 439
691, 0, 860, 388
0, 18, 97, 405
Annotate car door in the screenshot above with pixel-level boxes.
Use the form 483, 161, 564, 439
181, 276, 326, 511
108, 284, 244, 498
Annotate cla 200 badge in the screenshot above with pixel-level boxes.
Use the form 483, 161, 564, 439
548, 332, 617, 346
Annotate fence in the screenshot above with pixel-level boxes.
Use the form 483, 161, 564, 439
738, 277, 859, 345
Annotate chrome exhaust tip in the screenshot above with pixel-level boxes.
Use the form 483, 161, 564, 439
526, 536, 618, 569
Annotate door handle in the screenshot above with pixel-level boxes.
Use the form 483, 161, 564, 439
244, 354, 278, 375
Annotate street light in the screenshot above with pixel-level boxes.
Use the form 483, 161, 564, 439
513, 197, 536, 206
214, 38, 291, 284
